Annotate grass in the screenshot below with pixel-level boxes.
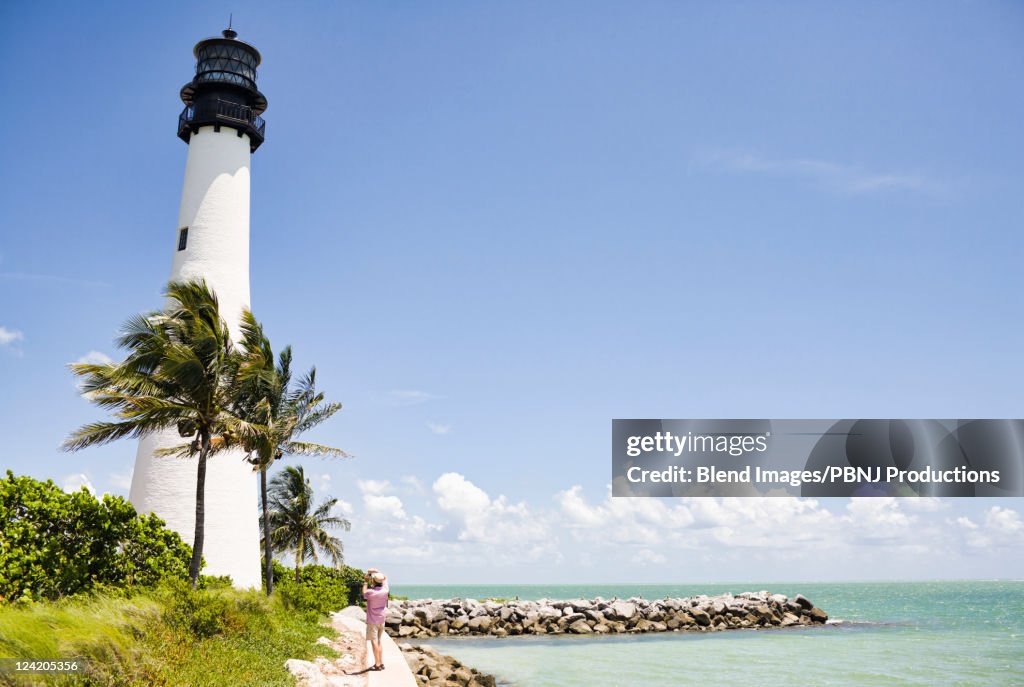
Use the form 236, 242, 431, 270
0, 583, 339, 687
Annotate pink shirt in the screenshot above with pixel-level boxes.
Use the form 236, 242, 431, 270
364, 583, 389, 625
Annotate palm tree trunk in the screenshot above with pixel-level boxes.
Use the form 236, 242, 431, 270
261, 467, 274, 595
295, 533, 303, 583
188, 435, 210, 589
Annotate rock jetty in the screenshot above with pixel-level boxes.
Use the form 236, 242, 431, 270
400, 643, 497, 687
386, 592, 827, 639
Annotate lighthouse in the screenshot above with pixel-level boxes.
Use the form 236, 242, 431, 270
128, 27, 268, 588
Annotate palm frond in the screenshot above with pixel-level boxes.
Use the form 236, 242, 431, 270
63, 419, 168, 451
281, 441, 351, 459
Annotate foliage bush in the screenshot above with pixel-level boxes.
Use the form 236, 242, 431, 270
0, 586, 338, 686
269, 561, 365, 616
158, 578, 272, 639
0, 471, 192, 602
160, 578, 238, 638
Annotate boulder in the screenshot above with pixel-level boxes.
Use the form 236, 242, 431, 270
335, 606, 367, 622
633, 619, 654, 632
284, 659, 327, 687
538, 606, 562, 621
569, 619, 594, 634
467, 616, 493, 632
780, 613, 800, 627
561, 613, 586, 626
607, 601, 637, 621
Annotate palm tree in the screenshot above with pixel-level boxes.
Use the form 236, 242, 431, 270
266, 465, 350, 583
233, 312, 350, 595
64, 280, 257, 588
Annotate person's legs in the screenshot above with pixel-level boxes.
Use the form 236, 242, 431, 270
366, 624, 385, 669
372, 637, 383, 667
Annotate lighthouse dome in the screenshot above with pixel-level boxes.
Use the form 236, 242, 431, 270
193, 32, 261, 92
177, 27, 268, 152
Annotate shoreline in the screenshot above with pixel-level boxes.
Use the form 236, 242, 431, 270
400, 643, 498, 687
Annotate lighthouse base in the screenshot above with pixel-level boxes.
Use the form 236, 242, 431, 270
129, 429, 262, 589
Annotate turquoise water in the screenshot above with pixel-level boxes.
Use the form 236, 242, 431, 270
390, 582, 1024, 686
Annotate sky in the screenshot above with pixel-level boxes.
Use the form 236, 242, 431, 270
1, 1, 1022, 584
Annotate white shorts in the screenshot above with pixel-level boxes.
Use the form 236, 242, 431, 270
366, 623, 385, 641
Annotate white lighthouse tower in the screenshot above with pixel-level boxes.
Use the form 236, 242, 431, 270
128, 27, 268, 588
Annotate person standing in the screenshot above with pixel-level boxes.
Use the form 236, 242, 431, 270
363, 568, 389, 671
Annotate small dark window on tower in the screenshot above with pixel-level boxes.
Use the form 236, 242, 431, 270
177, 227, 188, 251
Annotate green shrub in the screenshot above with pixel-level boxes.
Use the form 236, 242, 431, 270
0, 586, 338, 686
0, 471, 192, 602
160, 579, 235, 638
270, 562, 364, 616
197, 574, 234, 590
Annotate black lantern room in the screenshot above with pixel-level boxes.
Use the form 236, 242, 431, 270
178, 28, 268, 152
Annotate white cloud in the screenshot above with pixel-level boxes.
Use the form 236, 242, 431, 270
365, 494, 408, 520
843, 497, 915, 541
385, 390, 440, 406
333, 499, 354, 517
558, 486, 848, 551
0, 326, 23, 346
955, 516, 978, 530
358, 479, 392, 496
986, 507, 1023, 536
317, 472, 332, 493
433, 472, 550, 549
557, 485, 694, 546
76, 350, 113, 365
902, 497, 948, 513
426, 422, 451, 435
435, 473, 490, 515
400, 475, 425, 494
635, 549, 667, 565
331, 474, 1024, 582
63, 473, 95, 495
961, 507, 1024, 549
695, 149, 945, 197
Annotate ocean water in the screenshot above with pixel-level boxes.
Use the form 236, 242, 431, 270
390, 581, 1024, 687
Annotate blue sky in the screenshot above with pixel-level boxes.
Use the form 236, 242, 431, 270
1, 1, 1022, 583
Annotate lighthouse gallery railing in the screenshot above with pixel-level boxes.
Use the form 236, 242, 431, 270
178, 99, 266, 139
